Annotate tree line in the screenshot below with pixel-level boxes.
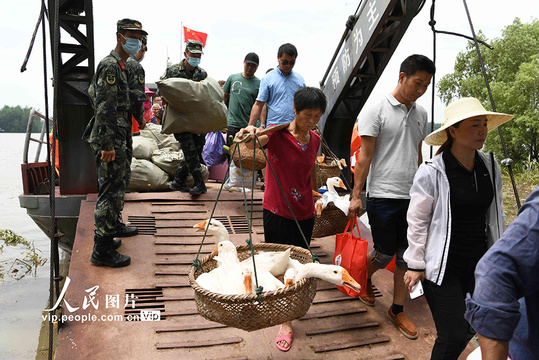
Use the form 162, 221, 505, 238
0, 106, 43, 133
438, 18, 539, 164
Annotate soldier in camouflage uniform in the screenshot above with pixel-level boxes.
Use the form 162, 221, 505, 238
83, 19, 148, 267
161, 39, 208, 195
127, 34, 147, 132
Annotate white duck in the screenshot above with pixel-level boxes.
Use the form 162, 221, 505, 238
294, 263, 361, 293
193, 219, 245, 294
315, 176, 350, 217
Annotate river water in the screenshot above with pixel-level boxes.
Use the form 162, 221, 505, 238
0, 133, 56, 359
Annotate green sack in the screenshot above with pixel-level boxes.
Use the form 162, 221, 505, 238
157, 77, 227, 135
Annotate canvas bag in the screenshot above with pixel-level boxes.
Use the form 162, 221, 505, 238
157, 77, 227, 135
333, 217, 368, 297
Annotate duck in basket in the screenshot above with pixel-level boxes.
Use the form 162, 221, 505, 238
193, 219, 361, 295
315, 176, 351, 217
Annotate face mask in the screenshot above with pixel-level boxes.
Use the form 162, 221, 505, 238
187, 56, 201, 67
143, 99, 151, 109
120, 34, 141, 55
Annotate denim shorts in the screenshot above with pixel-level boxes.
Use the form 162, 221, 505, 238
366, 196, 410, 256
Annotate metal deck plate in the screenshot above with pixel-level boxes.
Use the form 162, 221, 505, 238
55, 183, 475, 359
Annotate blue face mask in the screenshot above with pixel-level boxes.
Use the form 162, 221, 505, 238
120, 34, 141, 55
187, 56, 201, 67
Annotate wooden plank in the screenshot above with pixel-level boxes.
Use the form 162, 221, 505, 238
314, 336, 390, 353
300, 308, 367, 320
305, 321, 379, 336
155, 283, 191, 288
155, 271, 189, 276
155, 240, 215, 245
160, 310, 200, 317
155, 260, 195, 266
156, 323, 227, 333
156, 337, 243, 349
156, 296, 195, 301
312, 296, 357, 305
156, 250, 210, 255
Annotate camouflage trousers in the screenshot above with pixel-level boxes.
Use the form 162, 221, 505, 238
173, 132, 205, 182
91, 127, 132, 237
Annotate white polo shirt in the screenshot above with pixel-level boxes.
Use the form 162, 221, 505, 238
358, 93, 428, 199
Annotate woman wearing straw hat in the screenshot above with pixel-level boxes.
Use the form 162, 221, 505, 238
402, 97, 513, 359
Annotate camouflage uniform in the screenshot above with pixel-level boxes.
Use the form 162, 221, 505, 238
85, 50, 132, 238
126, 54, 145, 128
162, 52, 208, 192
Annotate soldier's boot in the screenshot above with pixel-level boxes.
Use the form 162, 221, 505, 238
90, 234, 131, 268
170, 166, 191, 193
189, 170, 207, 196
114, 222, 138, 237
114, 213, 138, 238
112, 237, 122, 250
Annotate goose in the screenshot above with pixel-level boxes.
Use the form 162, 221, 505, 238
193, 219, 245, 294
315, 176, 350, 216
294, 263, 361, 293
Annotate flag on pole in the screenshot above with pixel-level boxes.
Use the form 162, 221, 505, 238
183, 26, 208, 47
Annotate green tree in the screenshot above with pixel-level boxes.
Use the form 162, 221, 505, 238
0, 105, 43, 133
438, 18, 539, 163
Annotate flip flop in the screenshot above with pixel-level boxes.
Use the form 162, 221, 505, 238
275, 330, 293, 352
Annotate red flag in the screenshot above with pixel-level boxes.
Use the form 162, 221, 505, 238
183, 26, 208, 47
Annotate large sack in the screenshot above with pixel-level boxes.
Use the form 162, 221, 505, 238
140, 123, 180, 150
128, 158, 170, 191
157, 77, 227, 135
151, 148, 184, 176
132, 136, 159, 160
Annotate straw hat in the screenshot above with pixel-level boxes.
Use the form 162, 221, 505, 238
425, 97, 513, 146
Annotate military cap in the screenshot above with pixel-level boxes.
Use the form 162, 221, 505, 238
186, 40, 204, 54
117, 18, 148, 35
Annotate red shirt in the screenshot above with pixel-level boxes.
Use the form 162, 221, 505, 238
263, 128, 320, 220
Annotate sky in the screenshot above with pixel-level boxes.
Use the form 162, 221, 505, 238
1, 0, 537, 125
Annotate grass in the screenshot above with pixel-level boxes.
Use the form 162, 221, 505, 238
501, 166, 539, 224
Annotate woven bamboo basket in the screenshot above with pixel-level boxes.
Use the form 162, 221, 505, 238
315, 159, 341, 188
189, 243, 318, 332
312, 203, 349, 238
230, 142, 266, 171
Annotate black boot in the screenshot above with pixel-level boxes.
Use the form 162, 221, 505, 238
112, 237, 122, 250
90, 234, 131, 267
114, 222, 138, 237
170, 166, 191, 193
189, 170, 207, 195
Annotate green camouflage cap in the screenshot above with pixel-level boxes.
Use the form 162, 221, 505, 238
117, 18, 148, 35
185, 39, 204, 54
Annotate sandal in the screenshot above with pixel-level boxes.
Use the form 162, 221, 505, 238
275, 330, 293, 352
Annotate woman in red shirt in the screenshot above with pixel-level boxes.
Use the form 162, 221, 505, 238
237, 86, 327, 352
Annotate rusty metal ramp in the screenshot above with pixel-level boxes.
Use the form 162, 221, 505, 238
55, 182, 475, 359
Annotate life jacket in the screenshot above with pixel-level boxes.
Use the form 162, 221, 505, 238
350, 123, 361, 174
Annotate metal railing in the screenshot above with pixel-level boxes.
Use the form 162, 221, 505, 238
23, 108, 52, 164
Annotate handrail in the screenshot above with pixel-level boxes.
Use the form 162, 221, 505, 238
23, 108, 53, 164
319, 1, 365, 87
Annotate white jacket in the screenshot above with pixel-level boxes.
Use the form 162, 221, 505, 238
403, 151, 506, 286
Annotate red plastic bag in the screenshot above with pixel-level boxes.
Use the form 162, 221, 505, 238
333, 218, 368, 297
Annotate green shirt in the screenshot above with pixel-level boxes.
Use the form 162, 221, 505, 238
223, 73, 260, 128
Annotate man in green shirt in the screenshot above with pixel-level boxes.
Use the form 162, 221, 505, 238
223, 52, 262, 141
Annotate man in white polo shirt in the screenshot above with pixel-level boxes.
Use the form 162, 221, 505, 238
349, 54, 435, 340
